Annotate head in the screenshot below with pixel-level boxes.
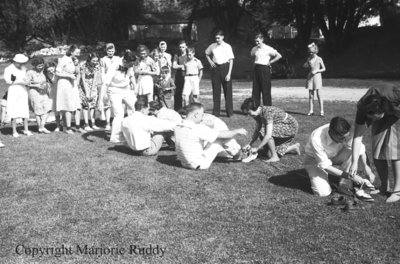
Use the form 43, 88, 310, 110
160, 65, 170, 79
12, 53, 29, 68
31, 57, 45, 72
66, 45, 80, 58
86, 52, 99, 66
151, 48, 160, 60
106, 43, 115, 57
137, 44, 149, 59
358, 94, 385, 120
149, 101, 163, 115
72, 56, 79, 66
178, 40, 187, 55
241, 98, 260, 117
134, 97, 149, 115
254, 33, 264, 47
328, 117, 351, 143
159, 41, 167, 53
122, 50, 136, 68
44, 61, 56, 75
187, 47, 195, 60
307, 42, 318, 55
186, 103, 205, 124
214, 30, 224, 44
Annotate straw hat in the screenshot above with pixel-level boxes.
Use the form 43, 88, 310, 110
13, 54, 29, 63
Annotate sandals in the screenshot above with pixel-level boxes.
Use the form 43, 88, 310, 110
386, 190, 400, 203
307, 112, 314, 116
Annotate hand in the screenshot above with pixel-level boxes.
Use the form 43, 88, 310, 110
349, 163, 358, 177
209, 61, 216, 68
243, 144, 252, 151
225, 74, 231, 82
251, 147, 258, 154
11, 74, 16, 82
311, 70, 318, 75
364, 167, 376, 183
97, 101, 104, 111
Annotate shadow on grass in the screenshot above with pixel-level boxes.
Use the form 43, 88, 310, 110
268, 169, 313, 194
81, 130, 108, 142
156, 154, 181, 167
286, 110, 309, 116
107, 145, 140, 156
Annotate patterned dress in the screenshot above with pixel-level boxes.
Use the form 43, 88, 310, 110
79, 62, 101, 109
27, 69, 50, 115
258, 106, 298, 156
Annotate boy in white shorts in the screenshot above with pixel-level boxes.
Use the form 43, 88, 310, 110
183, 47, 203, 107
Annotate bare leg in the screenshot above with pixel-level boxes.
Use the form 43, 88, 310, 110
35, 115, 41, 131
64, 111, 72, 128
316, 90, 324, 115
374, 159, 389, 192
90, 109, 95, 127
308, 91, 314, 115
391, 160, 400, 192
11, 118, 17, 134
55, 112, 61, 130
265, 138, 280, 162
105, 108, 111, 128
74, 109, 81, 128
284, 143, 301, 155
183, 95, 189, 107
83, 109, 89, 126
42, 113, 48, 129
23, 118, 29, 132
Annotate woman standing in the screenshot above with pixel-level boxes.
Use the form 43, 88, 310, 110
55, 45, 80, 134
100, 50, 137, 143
26, 57, 51, 133
135, 45, 159, 103
4, 54, 32, 137
44, 61, 61, 131
241, 98, 300, 162
79, 52, 102, 131
350, 83, 400, 203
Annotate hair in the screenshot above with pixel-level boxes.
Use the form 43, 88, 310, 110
159, 41, 167, 48
134, 97, 149, 111
187, 47, 195, 54
106, 43, 115, 50
241, 98, 259, 112
307, 43, 319, 54
44, 61, 57, 83
214, 29, 224, 37
329, 117, 351, 136
149, 101, 163, 112
160, 65, 170, 73
254, 33, 264, 40
66, 45, 77, 57
123, 50, 136, 63
358, 94, 385, 115
151, 48, 160, 59
31, 57, 45, 67
86, 52, 99, 64
137, 44, 149, 55
186, 102, 204, 114
178, 40, 186, 46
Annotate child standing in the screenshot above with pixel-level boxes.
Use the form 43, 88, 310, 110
155, 66, 175, 109
135, 45, 159, 103
182, 47, 203, 107
304, 42, 326, 116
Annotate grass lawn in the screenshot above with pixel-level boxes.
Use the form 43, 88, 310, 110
1, 79, 400, 264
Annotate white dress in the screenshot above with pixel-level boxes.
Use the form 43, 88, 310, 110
4, 64, 30, 118
135, 57, 158, 95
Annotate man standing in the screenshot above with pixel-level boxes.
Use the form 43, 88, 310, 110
250, 33, 282, 107
174, 103, 247, 170
205, 30, 234, 117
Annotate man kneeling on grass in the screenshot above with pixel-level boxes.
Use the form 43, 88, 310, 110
304, 116, 376, 198
121, 98, 175, 156
174, 103, 248, 170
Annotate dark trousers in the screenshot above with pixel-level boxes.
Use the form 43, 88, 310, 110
174, 70, 184, 111
211, 63, 233, 117
252, 64, 272, 106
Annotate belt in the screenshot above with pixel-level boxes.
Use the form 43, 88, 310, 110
215, 62, 229, 66
185, 74, 198, 76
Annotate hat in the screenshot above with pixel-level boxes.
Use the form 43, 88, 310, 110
159, 41, 167, 47
106, 43, 115, 50
13, 54, 29, 64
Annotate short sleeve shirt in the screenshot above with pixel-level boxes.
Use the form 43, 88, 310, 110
105, 67, 135, 89
250, 44, 277, 65
185, 58, 203, 75
205, 42, 234, 64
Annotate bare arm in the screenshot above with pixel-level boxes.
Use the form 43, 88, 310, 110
255, 122, 273, 151
206, 54, 216, 68
218, 128, 247, 139
350, 123, 368, 175
225, 59, 233, 81
269, 51, 282, 65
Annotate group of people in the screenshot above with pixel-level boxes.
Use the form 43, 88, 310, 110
1, 30, 400, 204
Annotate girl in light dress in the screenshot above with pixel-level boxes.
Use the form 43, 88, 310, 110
303, 43, 326, 116
26, 57, 51, 133
134, 45, 159, 103
44, 62, 62, 131
4, 54, 33, 138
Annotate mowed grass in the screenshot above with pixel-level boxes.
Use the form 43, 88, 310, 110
1, 79, 400, 264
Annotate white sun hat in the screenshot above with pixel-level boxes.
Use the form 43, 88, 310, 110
13, 54, 29, 64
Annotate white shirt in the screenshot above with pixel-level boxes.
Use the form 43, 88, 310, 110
304, 124, 365, 169
121, 112, 175, 151
104, 67, 135, 90
184, 58, 203, 75
157, 107, 182, 126
175, 120, 219, 169
4, 64, 27, 85
205, 42, 234, 64
200, 113, 228, 131
250, 44, 278, 66
100, 56, 122, 83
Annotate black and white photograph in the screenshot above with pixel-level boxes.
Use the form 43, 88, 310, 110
1, 0, 400, 263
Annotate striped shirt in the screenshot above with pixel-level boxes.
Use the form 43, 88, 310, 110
175, 120, 219, 169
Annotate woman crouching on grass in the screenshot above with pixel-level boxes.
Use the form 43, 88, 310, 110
241, 98, 300, 163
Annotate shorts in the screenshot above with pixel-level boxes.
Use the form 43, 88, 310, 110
183, 76, 199, 96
